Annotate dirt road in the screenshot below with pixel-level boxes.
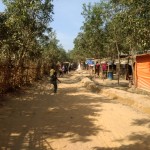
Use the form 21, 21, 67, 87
0, 72, 150, 150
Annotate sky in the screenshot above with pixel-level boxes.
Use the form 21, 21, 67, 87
0, 0, 101, 51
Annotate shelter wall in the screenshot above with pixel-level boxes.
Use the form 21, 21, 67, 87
135, 54, 150, 91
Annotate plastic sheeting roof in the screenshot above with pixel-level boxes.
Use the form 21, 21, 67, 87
85, 59, 95, 65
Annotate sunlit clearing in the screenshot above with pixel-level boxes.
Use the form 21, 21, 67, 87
66, 92, 101, 98
48, 107, 59, 112
10, 132, 21, 137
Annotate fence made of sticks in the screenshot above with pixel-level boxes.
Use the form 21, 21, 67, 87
0, 62, 49, 93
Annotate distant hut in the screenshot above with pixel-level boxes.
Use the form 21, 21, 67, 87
135, 54, 150, 92
85, 58, 95, 74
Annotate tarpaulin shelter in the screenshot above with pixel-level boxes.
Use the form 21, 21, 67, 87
135, 54, 150, 92
85, 59, 95, 66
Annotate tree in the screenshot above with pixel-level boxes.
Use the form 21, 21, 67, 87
0, 0, 54, 90
110, 0, 150, 84
81, 3, 106, 58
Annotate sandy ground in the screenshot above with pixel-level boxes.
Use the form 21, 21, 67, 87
0, 71, 150, 150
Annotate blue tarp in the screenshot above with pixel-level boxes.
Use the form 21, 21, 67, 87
85, 60, 95, 65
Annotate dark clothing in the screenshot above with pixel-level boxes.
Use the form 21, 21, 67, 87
52, 81, 57, 93
128, 65, 132, 75
95, 63, 100, 76
50, 74, 57, 82
126, 65, 132, 80
50, 74, 58, 93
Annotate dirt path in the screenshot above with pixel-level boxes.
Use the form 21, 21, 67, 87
0, 72, 150, 150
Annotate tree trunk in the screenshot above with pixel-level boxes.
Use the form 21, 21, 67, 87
115, 42, 120, 85
130, 47, 135, 87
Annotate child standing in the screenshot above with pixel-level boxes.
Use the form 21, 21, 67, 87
50, 71, 61, 93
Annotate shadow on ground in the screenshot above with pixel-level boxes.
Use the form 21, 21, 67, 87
0, 82, 109, 149
0, 75, 150, 150
93, 117, 150, 150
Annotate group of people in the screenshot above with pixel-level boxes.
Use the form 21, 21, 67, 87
91, 61, 108, 79
58, 64, 69, 77
49, 63, 73, 93
49, 62, 108, 93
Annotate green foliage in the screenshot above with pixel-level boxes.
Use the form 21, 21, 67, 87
41, 31, 69, 64
0, 0, 68, 65
72, 0, 149, 62
81, 3, 105, 58
0, 0, 69, 92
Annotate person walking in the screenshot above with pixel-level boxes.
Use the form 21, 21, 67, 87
50, 71, 61, 93
95, 61, 100, 77
102, 63, 107, 80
